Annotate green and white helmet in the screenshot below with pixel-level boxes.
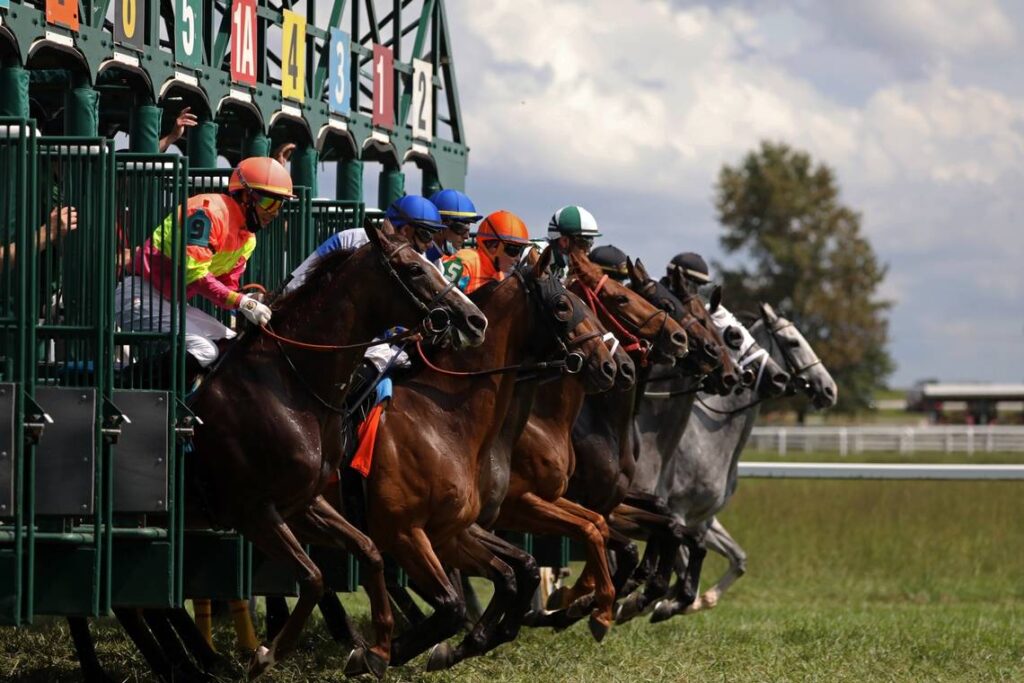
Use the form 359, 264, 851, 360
547, 205, 602, 240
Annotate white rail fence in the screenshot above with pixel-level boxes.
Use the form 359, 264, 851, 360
739, 462, 1024, 480
749, 425, 1024, 456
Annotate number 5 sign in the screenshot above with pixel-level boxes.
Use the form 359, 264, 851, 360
175, 0, 203, 68
328, 29, 350, 116
411, 59, 433, 141
372, 44, 394, 130
230, 0, 257, 86
281, 10, 305, 102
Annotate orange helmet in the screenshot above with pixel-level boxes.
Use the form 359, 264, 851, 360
477, 210, 530, 246
229, 157, 295, 198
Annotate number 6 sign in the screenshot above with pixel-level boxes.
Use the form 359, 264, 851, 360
115, 0, 145, 49
372, 44, 394, 130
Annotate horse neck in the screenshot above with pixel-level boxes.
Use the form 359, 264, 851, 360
637, 363, 701, 456
533, 372, 586, 425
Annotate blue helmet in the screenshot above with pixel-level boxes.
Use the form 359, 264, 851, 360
386, 195, 446, 231
429, 189, 482, 224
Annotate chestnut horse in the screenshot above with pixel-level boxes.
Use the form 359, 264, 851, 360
487, 249, 689, 641
540, 257, 736, 621
364, 248, 617, 670
186, 224, 487, 679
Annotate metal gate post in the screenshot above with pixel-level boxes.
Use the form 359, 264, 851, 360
337, 158, 363, 202
65, 73, 99, 137
378, 163, 404, 209
0, 64, 30, 119
188, 119, 218, 169
242, 130, 270, 158
421, 166, 442, 198
128, 102, 161, 153
291, 141, 318, 197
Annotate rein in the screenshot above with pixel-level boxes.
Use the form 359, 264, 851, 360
415, 340, 583, 378
695, 393, 763, 417
572, 274, 660, 366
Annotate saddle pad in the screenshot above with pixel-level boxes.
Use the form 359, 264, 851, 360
349, 403, 384, 477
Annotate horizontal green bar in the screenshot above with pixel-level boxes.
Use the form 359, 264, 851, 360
112, 528, 168, 540
34, 531, 95, 543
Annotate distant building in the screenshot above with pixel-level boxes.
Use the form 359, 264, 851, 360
906, 382, 1024, 424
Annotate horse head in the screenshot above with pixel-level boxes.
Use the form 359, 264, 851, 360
365, 221, 487, 348
710, 304, 790, 399
753, 302, 838, 409
524, 246, 617, 393
626, 257, 738, 391
568, 250, 688, 367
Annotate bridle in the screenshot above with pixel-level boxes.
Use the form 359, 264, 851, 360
571, 273, 668, 367
763, 317, 822, 382
416, 268, 598, 378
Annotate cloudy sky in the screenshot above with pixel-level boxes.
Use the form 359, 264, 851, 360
431, 0, 1024, 387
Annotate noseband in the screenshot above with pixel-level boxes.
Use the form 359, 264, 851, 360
764, 319, 823, 380
572, 274, 658, 366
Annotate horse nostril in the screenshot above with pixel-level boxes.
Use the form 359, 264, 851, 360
467, 314, 487, 334
703, 341, 717, 358
722, 372, 738, 389
671, 331, 687, 348
824, 385, 835, 398
774, 372, 790, 388
740, 368, 755, 387
620, 362, 635, 381
601, 361, 616, 380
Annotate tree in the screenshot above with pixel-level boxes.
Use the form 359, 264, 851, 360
713, 141, 893, 416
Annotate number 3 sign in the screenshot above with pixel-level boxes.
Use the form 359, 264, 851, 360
328, 29, 350, 116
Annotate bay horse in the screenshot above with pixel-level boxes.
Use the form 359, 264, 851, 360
617, 299, 790, 623
649, 302, 836, 622
364, 247, 617, 670
534, 257, 735, 624
184, 222, 488, 679
484, 249, 689, 642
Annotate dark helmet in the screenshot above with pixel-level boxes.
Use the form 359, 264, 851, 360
667, 252, 710, 284
588, 244, 629, 281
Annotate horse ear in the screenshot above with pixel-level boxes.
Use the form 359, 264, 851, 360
760, 302, 777, 322
534, 245, 554, 277
633, 258, 651, 282
379, 218, 397, 236
364, 221, 386, 252
709, 285, 723, 314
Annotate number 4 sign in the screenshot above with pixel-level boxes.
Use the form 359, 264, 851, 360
231, 0, 257, 86
411, 59, 433, 141
372, 44, 394, 130
281, 10, 305, 102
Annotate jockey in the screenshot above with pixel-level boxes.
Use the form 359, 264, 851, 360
663, 251, 712, 298
441, 210, 530, 294
425, 189, 482, 262
545, 205, 602, 279
587, 244, 630, 282
286, 194, 445, 293
115, 156, 293, 368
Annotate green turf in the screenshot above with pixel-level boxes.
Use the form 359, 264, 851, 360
3, 479, 1022, 681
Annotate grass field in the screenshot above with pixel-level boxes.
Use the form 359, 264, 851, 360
4, 478, 1023, 682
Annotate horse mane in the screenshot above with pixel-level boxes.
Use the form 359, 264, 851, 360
274, 246, 357, 307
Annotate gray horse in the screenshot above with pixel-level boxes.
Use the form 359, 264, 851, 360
648, 302, 838, 622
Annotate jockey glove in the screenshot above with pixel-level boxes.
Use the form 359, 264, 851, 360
238, 294, 273, 326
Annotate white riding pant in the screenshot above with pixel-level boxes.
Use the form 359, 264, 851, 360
114, 276, 236, 367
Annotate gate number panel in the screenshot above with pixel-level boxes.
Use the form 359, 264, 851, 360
281, 10, 305, 102
115, 0, 144, 49
231, 0, 257, 86
328, 28, 350, 116
372, 43, 394, 130
175, 0, 204, 68
412, 58, 433, 141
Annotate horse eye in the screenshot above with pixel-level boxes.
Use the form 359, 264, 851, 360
408, 264, 424, 276
658, 300, 673, 312
615, 295, 629, 306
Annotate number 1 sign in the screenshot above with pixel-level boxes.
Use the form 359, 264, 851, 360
372, 44, 394, 130
231, 0, 257, 86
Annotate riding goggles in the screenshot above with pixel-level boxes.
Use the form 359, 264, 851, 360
482, 239, 526, 258
254, 193, 284, 214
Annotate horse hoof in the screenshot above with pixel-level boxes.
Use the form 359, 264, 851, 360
425, 642, 454, 671
522, 610, 543, 627
565, 594, 595, 620
247, 645, 274, 680
700, 589, 720, 610
545, 586, 571, 611
650, 600, 676, 624
587, 614, 611, 643
614, 593, 643, 624
344, 647, 387, 679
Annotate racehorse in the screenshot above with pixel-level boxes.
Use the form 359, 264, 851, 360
183, 223, 488, 680
649, 302, 837, 622
363, 247, 617, 670
617, 300, 790, 622
477, 249, 689, 644
532, 257, 735, 624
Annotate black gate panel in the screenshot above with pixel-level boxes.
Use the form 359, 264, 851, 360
34, 387, 96, 516
112, 390, 169, 513
0, 383, 14, 518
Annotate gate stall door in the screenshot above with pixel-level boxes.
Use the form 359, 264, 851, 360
108, 154, 189, 608
0, 120, 39, 625
32, 138, 115, 617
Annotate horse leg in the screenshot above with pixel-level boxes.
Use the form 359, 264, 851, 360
651, 534, 708, 623
239, 505, 325, 680
165, 606, 239, 677
609, 503, 687, 622
386, 528, 465, 668
264, 596, 289, 642
694, 517, 747, 611
112, 607, 175, 683
318, 591, 368, 648
425, 528, 518, 670
286, 496, 393, 679
460, 572, 484, 624
467, 525, 540, 646
387, 579, 428, 629
67, 617, 116, 683
142, 609, 212, 683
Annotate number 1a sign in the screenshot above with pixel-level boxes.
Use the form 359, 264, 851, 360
231, 0, 257, 86
372, 44, 394, 129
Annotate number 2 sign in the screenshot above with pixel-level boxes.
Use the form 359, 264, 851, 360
281, 10, 305, 102
411, 59, 433, 141
372, 44, 394, 130
175, 0, 203, 68
230, 0, 257, 86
